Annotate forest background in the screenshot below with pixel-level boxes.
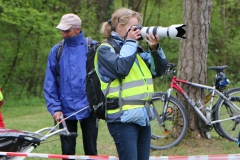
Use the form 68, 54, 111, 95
1, 0, 240, 157
0, 0, 240, 103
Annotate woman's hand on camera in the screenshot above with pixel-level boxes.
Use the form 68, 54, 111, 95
126, 26, 142, 41
145, 33, 159, 51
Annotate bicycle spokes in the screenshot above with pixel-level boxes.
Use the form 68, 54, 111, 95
214, 88, 240, 142
150, 93, 188, 150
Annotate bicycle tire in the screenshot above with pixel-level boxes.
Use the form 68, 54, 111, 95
214, 87, 240, 142
150, 92, 189, 150
212, 104, 225, 138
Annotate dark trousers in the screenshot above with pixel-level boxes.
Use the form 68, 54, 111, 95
59, 111, 98, 160
107, 122, 151, 160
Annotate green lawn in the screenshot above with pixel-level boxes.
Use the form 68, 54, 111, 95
2, 101, 240, 160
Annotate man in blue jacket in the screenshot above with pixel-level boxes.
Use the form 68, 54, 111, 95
43, 13, 98, 158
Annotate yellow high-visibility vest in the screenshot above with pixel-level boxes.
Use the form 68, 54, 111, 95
95, 43, 154, 114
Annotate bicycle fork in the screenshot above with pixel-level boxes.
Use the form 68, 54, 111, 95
159, 89, 176, 133
152, 90, 172, 133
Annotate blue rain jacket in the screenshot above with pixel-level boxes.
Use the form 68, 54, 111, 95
44, 31, 91, 120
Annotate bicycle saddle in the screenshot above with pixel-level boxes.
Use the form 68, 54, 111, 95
207, 65, 228, 72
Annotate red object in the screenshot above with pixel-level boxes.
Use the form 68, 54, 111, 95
0, 112, 5, 128
0, 152, 239, 159
0, 100, 3, 107
0, 88, 5, 128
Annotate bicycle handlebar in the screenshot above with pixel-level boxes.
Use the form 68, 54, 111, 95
165, 63, 177, 75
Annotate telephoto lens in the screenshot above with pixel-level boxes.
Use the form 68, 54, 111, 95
140, 24, 186, 39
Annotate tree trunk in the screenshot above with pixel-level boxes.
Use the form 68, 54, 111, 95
219, 0, 227, 65
96, 0, 114, 24
176, 0, 212, 139
128, 0, 142, 12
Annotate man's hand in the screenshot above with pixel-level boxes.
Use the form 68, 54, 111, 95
53, 111, 63, 121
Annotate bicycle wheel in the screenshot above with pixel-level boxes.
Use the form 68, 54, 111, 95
150, 92, 189, 150
212, 104, 225, 138
214, 87, 240, 142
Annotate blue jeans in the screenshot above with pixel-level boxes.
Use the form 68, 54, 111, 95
107, 122, 151, 160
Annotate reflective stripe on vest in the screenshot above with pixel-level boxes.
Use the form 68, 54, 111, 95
95, 43, 154, 114
107, 105, 144, 114
102, 78, 153, 95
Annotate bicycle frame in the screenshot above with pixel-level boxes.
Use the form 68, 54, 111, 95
166, 76, 240, 125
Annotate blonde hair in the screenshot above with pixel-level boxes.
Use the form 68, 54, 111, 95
100, 7, 143, 37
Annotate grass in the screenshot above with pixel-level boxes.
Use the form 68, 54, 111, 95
2, 99, 240, 160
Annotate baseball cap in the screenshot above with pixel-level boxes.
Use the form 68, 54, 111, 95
56, 13, 82, 30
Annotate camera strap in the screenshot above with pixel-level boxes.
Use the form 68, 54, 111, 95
123, 30, 129, 40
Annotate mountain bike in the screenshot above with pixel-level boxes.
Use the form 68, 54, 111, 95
150, 63, 240, 150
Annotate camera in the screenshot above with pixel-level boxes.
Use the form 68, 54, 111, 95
134, 25, 143, 31
132, 25, 143, 40
132, 24, 186, 40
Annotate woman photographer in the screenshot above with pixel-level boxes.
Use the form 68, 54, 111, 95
95, 7, 168, 160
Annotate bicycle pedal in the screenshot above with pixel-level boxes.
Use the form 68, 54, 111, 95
163, 130, 170, 135
167, 106, 173, 115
